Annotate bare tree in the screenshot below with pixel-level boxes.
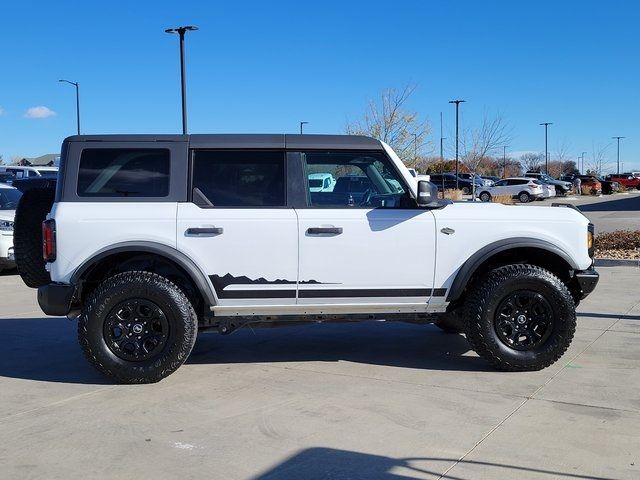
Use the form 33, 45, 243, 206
587, 142, 612, 175
459, 111, 512, 175
519, 152, 545, 172
346, 85, 431, 164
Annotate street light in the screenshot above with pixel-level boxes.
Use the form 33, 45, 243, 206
580, 151, 587, 173
448, 99, 465, 190
612, 136, 625, 174
58, 79, 80, 135
503, 145, 507, 179
165, 25, 198, 134
439, 111, 445, 162
299, 121, 309, 134
540, 122, 552, 173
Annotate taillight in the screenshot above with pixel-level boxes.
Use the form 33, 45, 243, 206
42, 219, 56, 262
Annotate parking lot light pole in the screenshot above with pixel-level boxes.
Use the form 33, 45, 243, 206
503, 145, 507, 178
439, 112, 445, 162
58, 79, 80, 135
299, 121, 309, 134
612, 136, 625, 174
540, 122, 552, 173
449, 100, 465, 190
580, 151, 587, 174
165, 25, 198, 135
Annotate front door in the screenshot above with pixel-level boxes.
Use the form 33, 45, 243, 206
295, 150, 437, 309
177, 150, 298, 307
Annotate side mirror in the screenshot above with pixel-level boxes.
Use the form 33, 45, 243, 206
417, 180, 439, 207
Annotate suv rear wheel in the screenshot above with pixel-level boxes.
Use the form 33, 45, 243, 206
78, 271, 197, 384
479, 191, 491, 202
463, 264, 576, 371
518, 192, 531, 203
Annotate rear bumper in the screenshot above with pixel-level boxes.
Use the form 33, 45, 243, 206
573, 267, 599, 299
38, 283, 76, 316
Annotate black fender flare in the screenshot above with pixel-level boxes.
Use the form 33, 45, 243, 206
446, 238, 578, 302
70, 241, 217, 305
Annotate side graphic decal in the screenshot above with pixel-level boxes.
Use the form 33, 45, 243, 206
210, 274, 446, 300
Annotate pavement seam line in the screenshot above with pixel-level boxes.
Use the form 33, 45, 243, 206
0, 386, 118, 424
436, 302, 640, 480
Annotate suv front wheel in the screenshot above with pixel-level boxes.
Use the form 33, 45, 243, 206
78, 271, 198, 384
463, 264, 576, 371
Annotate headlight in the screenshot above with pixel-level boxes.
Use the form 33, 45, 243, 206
0, 221, 14, 231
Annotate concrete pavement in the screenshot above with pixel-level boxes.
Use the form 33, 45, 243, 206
0, 266, 638, 479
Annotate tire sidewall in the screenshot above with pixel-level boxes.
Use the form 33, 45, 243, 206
472, 270, 575, 367
81, 274, 195, 382
480, 192, 491, 202
519, 192, 530, 203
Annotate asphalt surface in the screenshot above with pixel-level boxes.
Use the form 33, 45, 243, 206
518, 189, 640, 233
0, 265, 638, 479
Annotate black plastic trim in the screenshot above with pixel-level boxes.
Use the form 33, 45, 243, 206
446, 238, 579, 302
71, 242, 217, 305
574, 267, 599, 299
299, 288, 445, 298
38, 283, 76, 316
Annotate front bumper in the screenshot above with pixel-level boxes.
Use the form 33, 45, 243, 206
573, 267, 599, 299
38, 283, 76, 316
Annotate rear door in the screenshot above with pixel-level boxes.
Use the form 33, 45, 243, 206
294, 150, 437, 309
176, 149, 299, 307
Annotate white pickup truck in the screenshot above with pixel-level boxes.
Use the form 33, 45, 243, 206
14, 134, 599, 383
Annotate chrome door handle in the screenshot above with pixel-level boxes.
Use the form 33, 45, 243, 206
186, 227, 223, 236
307, 227, 343, 235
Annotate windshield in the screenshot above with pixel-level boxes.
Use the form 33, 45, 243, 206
0, 189, 22, 210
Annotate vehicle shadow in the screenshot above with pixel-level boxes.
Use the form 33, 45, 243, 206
250, 447, 618, 480
0, 318, 490, 385
578, 193, 640, 212
189, 321, 491, 373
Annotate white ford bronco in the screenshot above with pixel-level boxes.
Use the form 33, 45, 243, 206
14, 134, 599, 383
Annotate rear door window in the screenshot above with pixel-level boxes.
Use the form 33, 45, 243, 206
77, 149, 170, 197
191, 150, 286, 207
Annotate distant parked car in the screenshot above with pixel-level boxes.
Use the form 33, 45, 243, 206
429, 173, 481, 195
590, 176, 618, 195
0, 184, 22, 273
308, 173, 336, 192
525, 172, 572, 195
477, 177, 545, 203
576, 176, 602, 195
458, 172, 493, 186
0, 166, 58, 181
605, 174, 640, 190
481, 175, 501, 184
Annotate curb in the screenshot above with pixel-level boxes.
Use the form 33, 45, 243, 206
595, 258, 640, 267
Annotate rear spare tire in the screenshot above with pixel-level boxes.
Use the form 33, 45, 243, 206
14, 187, 55, 288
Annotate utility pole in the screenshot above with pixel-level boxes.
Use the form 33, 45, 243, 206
540, 122, 552, 173
299, 121, 309, 134
612, 136, 625, 174
165, 25, 198, 134
448, 100, 465, 190
503, 146, 507, 178
58, 79, 80, 135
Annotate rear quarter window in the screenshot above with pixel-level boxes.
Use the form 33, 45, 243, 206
77, 149, 170, 197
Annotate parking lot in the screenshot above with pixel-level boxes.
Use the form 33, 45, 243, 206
0, 262, 638, 480
521, 190, 640, 233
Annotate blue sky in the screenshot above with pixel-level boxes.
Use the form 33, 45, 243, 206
1, 0, 638, 172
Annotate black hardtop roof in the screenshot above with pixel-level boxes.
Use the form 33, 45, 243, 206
62, 134, 383, 150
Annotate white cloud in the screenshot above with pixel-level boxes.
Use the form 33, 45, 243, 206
24, 106, 56, 119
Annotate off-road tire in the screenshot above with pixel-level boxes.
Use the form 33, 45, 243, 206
78, 271, 198, 384
463, 264, 576, 371
14, 187, 55, 288
434, 311, 463, 334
